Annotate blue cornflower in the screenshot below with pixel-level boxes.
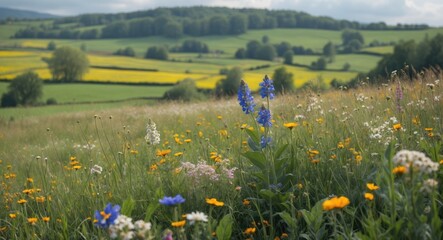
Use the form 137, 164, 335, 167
159, 194, 186, 206
257, 105, 272, 127
94, 203, 121, 228
259, 75, 275, 99
260, 135, 272, 148
238, 80, 256, 114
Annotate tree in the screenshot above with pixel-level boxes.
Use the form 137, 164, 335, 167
283, 50, 294, 64
215, 67, 243, 97
342, 30, 364, 46
262, 35, 269, 44
256, 44, 276, 61
145, 46, 168, 60
163, 79, 203, 101
272, 67, 294, 93
5, 71, 43, 106
1, 91, 17, 107
229, 15, 247, 35
343, 39, 362, 53
323, 41, 336, 61
311, 57, 327, 70
47, 41, 56, 50
246, 40, 261, 58
163, 21, 183, 38
235, 48, 246, 59
209, 16, 229, 35
48, 46, 89, 82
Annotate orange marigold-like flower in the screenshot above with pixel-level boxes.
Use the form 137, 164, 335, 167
206, 198, 224, 207
243, 227, 256, 235
171, 220, 186, 227
393, 123, 402, 131
392, 166, 407, 175
27, 218, 38, 225
364, 193, 374, 201
322, 196, 350, 211
283, 122, 298, 130
366, 183, 380, 191
156, 149, 172, 157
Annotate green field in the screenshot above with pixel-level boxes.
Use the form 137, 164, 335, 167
0, 82, 170, 103
0, 99, 156, 120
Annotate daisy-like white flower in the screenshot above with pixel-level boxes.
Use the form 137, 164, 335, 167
186, 211, 208, 225
90, 164, 103, 174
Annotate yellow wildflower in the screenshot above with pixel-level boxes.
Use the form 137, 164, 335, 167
27, 218, 38, 225
366, 183, 380, 191
393, 123, 402, 131
171, 220, 186, 227
392, 166, 407, 175
283, 122, 298, 129
244, 227, 256, 235
322, 196, 350, 211
206, 198, 224, 207
364, 193, 374, 201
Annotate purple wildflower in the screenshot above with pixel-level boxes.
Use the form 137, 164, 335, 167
257, 105, 272, 127
238, 80, 256, 114
260, 135, 272, 148
159, 194, 185, 206
259, 75, 275, 99
94, 203, 121, 228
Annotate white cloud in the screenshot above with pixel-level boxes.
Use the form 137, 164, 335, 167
1, 0, 442, 26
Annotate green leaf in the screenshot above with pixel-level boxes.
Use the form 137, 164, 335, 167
278, 211, 298, 233
144, 202, 160, 222
121, 197, 136, 216
215, 214, 233, 240
248, 137, 261, 151
245, 128, 259, 144
242, 151, 267, 170
274, 144, 289, 159
259, 189, 276, 200
384, 142, 394, 162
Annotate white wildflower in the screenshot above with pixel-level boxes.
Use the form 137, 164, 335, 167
90, 165, 103, 175
420, 179, 438, 193
186, 211, 208, 225
145, 119, 160, 145
392, 150, 439, 174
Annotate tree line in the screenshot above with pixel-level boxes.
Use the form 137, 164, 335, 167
13, 6, 429, 39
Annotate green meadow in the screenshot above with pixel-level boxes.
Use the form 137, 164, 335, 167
0, 71, 441, 239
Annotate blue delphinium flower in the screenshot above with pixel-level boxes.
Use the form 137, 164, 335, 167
260, 135, 272, 148
159, 194, 186, 206
238, 80, 256, 114
259, 75, 275, 99
257, 105, 272, 127
94, 203, 121, 228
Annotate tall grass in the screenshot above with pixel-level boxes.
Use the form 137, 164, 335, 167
0, 69, 441, 239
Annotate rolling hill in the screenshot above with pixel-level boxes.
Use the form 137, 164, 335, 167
0, 7, 59, 20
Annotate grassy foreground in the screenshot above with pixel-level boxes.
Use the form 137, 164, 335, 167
0, 70, 442, 239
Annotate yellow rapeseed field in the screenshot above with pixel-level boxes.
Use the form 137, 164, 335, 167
0, 50, 37, 57
20, 40, 48, 49
83, 69, 209, 84
195, 67, 358, 90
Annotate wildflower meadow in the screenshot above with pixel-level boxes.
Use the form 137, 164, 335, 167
0, 68, 442, 239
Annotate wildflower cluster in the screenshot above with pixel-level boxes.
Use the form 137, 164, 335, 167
392, 150, 439, 174
109, 215, 154, 239
180, 160, 236, 183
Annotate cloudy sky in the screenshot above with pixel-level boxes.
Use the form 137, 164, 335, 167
2, 0, 443, 26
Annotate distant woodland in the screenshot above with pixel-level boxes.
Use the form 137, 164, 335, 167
11, 6, 429, 39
